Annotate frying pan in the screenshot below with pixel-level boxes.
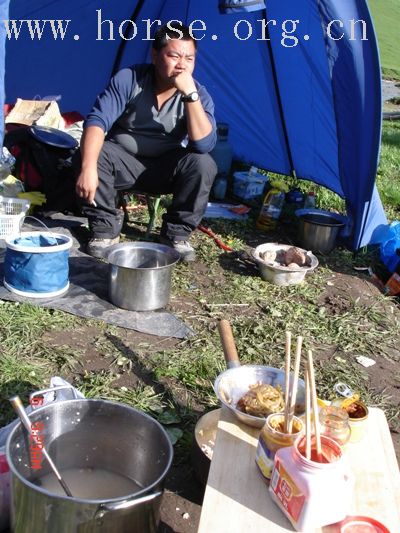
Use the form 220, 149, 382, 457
214, 320, 306, 428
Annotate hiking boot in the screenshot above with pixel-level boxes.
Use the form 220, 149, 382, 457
86, 236, 120, 258
159, 236, 196, 262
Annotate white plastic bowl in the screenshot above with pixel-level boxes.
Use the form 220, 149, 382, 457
252, 243, 318, 286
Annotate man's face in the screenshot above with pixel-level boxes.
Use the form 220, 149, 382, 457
152, 39, 196, 86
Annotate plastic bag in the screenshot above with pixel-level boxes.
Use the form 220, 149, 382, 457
0, 377, 84, 530
0, 147, 16, 181
380, 221, 400, 273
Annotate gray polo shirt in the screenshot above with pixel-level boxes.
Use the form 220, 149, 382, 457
85, 64, 217, 157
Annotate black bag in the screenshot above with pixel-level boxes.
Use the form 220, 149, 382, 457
4, 125, 80, 213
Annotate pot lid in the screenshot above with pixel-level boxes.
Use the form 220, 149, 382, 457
28, 125, 78, 149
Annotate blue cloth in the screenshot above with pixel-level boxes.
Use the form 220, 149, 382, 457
14, 235, 59, 248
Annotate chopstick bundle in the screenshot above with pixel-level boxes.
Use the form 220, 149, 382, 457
283, 331, 292, 433
287, 336, 303, 433
307, 349, 322, 460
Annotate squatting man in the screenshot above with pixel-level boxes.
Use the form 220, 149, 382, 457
75, 22, 218, 261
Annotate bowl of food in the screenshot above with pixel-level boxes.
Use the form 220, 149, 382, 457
214, 365, 306, 428
252, 243, 318, 286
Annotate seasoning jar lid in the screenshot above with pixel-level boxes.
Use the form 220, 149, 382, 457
331, 515, 391, 532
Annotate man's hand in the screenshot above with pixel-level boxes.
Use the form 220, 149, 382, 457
76, 167, 98, 204
172, 71, 197, 96
76, 125, 105, 205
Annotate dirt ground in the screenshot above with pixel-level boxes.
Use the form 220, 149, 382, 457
41, 256, 399, 533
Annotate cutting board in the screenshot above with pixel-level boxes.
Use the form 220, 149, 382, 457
198, 407, 400, 532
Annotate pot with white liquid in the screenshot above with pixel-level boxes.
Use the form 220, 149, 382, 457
6, 399, 173, 533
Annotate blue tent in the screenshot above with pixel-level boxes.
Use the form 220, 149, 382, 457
0, 0, 387, 249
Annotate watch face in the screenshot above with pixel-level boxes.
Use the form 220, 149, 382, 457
183, 91, 199, 102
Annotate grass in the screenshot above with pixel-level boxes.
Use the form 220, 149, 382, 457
377, 121, 400, 219
368, 0, 400, 80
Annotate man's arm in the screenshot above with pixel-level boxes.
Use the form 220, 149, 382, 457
173, 72, 214, 143
75, 126, 105, 204
76, 67, 136, 202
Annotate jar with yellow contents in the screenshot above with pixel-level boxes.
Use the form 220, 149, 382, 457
255, 413, 304, 483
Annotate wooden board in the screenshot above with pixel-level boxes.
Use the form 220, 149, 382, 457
198, 407, 400, 532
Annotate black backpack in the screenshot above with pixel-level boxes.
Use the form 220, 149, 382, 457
4, 126, 80, 213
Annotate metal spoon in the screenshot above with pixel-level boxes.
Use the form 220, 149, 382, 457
9, 395, 73, 498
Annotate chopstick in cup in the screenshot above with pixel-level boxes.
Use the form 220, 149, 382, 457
307, 349, 322, 460
287, 335, 303, 433
283, 331, 292, 433
305, 368, 311, 460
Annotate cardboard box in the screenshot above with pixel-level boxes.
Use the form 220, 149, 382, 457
384, 272, 400, 296
5, 98, 63, 128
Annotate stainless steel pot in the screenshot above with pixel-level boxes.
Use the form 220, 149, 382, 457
295, 208, 346, 254
6, 399, 173, 533
106, 242, 180, 311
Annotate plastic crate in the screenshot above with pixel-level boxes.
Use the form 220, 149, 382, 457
0, 196, 31, 239
233, 171, 268, 200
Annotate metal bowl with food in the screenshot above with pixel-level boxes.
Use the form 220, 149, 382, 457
214, 365, 305, 428
215, 320, 306, 428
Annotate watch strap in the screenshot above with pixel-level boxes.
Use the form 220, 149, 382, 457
181, 91, 199, 102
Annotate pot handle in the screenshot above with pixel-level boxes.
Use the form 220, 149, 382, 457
95, 491, 162, 518
218, 320, 240, 369
30, 384, 79, 406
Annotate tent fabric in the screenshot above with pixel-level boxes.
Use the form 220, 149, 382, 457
0, 0, 9, 151
1, 0, 387, 249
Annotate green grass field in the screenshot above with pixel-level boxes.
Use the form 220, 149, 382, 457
368, 0, 400, 79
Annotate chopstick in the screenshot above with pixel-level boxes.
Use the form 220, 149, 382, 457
307, 349, 322, 460
287, 336, 303, 433
283, 331, 292, 433
305, 368, 311, 460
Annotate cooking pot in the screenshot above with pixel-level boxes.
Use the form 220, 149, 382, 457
295, 208, 346, 254
106, 242, 180, 311
6, 399, 173, 533
214, 321, 305, 428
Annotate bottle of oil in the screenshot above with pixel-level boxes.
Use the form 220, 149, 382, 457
256, 181, 288, 230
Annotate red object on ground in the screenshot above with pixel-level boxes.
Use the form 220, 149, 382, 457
0, 454, 9, 474
197, 225, 233, 252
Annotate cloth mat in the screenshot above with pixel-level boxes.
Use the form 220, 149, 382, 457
0, 222, 193, 339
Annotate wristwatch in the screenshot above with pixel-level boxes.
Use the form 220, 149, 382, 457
181, 91, 199, 103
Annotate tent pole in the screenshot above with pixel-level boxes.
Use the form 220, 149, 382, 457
111, 0, 146, 76
260, 8, 296, 178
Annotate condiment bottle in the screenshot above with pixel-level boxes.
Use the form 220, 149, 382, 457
332, 398, 369, 443
319, 406, 351, 448
256, 180, 288, 230
269, 435, 353, 531
255, 413, 303, 483
304, 191, 316, 208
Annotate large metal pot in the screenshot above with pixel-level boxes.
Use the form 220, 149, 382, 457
6, 399, 173, 533
295, 208, 346, 254
106, 242, 180, 311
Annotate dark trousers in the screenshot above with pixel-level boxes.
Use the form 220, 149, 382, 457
81, 141, 217, 240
